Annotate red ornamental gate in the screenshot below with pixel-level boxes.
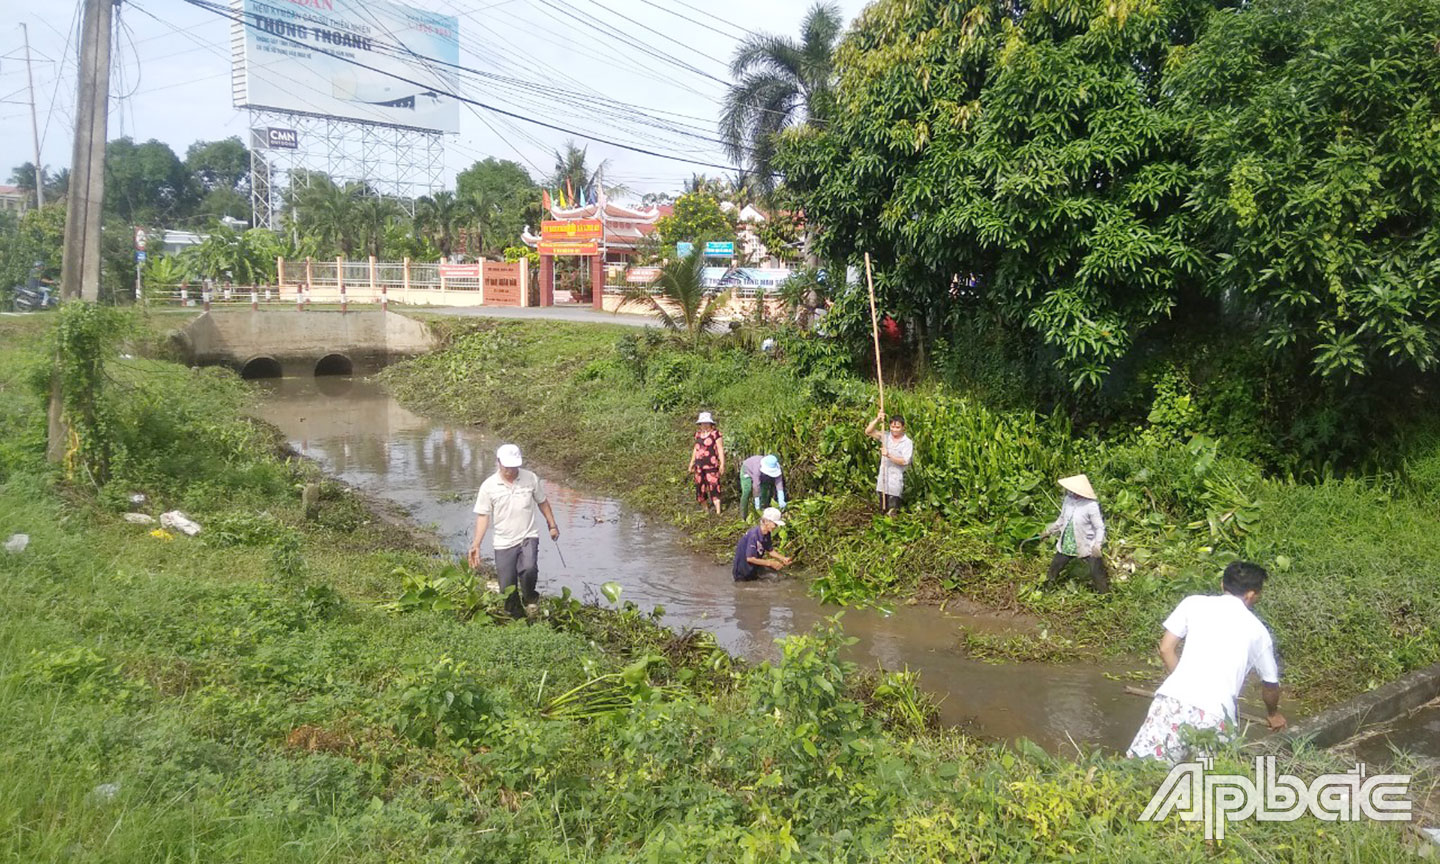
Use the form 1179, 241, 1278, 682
537, 220, 604, 309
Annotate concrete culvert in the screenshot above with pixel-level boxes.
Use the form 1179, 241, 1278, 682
240, 356, 283, 379
314, 353, 354, 376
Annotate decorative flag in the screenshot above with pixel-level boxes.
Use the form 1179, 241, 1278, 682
565, 178, 575, 208
542, 189, 552, 213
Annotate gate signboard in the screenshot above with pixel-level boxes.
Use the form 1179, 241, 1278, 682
541, 220, 603, 241
482, 261, 526, 306
538, 240, 599, 256
439, 263, 481, 279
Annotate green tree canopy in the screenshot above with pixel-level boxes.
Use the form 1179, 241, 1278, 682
185, 138, 249, 194
104, 138, 194, 225
455, 158, 540, 255
781, 0, 1217, 390
1172, 0, 1440, 382
655, 192, 737, 253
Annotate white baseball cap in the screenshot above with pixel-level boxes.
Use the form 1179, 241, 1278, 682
697, 411, 715, 425
761, 506, 785, 527
496, 444, 523, 468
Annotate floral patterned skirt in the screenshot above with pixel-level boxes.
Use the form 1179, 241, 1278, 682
1126, 694, 1233, 764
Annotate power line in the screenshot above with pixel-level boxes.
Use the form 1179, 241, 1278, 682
181, 0, 754, 173
636, 0, 751, 42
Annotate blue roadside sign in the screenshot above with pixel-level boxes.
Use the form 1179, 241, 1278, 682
704, 241, 735, 256
676, 242, 694, 257
134, 250, 147, 262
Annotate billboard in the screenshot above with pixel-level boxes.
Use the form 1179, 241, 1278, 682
233, 0, 460, 133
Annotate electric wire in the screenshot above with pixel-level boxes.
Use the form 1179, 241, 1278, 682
180, 0, 755, 173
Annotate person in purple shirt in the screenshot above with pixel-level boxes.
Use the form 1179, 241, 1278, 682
732, 507, 792, 581
739, 454, 787, 516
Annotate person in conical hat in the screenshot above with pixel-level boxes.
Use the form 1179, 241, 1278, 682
1040, 473, 1109, 592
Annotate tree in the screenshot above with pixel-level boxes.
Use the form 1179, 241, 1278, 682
618, 248, 727, 348
548, 141, 627, 201
1173, 0, 1440, 383
654, 192, 737, 252
8, 164, 68, 208
415, 191, 467, 259
355, 196, 401, 259
292, 175, 361, 257
720, 2, 843, 194
455, 157, 540, 255
104, 137, 195, 225
779, 0, 1218, 390
185, 138, 249, 194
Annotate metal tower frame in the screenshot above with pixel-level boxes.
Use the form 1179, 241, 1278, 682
248, 108, 445, 230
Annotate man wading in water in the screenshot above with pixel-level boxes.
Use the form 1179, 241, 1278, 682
469, 444, 560, 619
732, 507, 792, 581
1127, 561, 1286, 764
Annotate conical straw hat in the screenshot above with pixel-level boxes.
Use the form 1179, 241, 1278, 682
1058, 474, 1097, 499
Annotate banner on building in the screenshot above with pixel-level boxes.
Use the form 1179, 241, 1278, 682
538, 240, 599, 256
540, 219, 603, 241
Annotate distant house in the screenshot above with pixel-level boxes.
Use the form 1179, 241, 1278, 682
161, 230, 205, 256
0, 186, 30, 215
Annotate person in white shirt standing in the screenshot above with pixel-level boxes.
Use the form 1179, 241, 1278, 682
1127, 561, 1287, 764
865, 411, 913, 515
468, 444, 560, 619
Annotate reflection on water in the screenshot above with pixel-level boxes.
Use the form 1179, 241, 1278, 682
251, 377, 1150, 751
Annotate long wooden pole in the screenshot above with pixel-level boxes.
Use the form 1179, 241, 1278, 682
863, 252, 884, 417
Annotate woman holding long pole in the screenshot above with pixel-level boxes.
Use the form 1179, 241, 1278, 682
861, 254, 913, 515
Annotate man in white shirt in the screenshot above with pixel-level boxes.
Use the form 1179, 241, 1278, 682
1127, 561, 1286, 764
864, 411, 913, 515
468, 444, 560, 619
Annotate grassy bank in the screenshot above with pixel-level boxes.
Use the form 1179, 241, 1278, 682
380, 319, 1440, 712
0, 313, 1425, 859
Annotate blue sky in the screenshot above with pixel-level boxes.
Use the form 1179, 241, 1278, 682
0, 0, 870, 198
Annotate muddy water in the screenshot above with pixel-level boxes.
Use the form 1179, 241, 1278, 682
251, 377, 1150, 752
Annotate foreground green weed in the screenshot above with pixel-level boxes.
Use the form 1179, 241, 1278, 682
0, 313, 1421, 860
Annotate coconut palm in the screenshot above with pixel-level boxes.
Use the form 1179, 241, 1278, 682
293, 176, 362, 257
549, 141, 629, 204
720, 2, 843, 194
416, 191, 466, 259
466, 187, 498, 257
618, 248, 727, 348
355, 195, 401, 259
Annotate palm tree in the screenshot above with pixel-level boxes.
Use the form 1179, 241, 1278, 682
618, 248, 727, 348
293, 177, 361, 257
465, 187, 497, 257
720, 2, 843, 194
355, 195, 400, 259
549, 140, 629, 204
415, 191, 466, 259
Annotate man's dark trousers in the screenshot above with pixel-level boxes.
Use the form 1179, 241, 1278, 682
495, 537, 540, 617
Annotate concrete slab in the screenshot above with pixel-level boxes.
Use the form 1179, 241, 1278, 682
1275, 660, 1440, 750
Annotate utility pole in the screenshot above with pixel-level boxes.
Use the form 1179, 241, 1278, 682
59, 0, 114, 304
21, 24, 44, 209
47, 0, 114, 464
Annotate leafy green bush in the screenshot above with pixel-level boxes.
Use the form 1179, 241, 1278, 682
389, 655, 506, 747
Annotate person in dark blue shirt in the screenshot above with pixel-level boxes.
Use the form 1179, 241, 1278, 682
732, 507, 792, 581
